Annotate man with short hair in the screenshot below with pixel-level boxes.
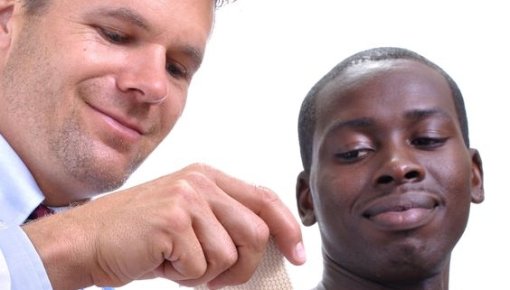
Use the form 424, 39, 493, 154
0, 0, 305, 289
296, 47, 483, 290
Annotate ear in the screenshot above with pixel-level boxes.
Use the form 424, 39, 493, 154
296, 171, 317, 226
0, 0, 14, 49
469, 149, 484, 204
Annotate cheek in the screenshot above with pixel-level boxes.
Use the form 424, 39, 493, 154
437, 161, 473, 246
157, 96, 186, 136
431, 154, 473, 198
313, 176, 364, 259
313, 172, 362, 221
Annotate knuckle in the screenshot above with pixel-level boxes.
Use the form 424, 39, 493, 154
253, 221, 270, 250
168, 178, 205, 206
161, 186, 196, 214
225, 245, 239, 265
257, 185, 281, 206
209, 242, 238, 271
186, 162, 212, 173
186, 259, 207, 279
220, 246, 239, 270
240, 217, 270, 252
163, 207, 192, 235
179, 170, 215, 194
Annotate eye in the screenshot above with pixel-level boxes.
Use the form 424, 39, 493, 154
335, 148, 371, 163
166, 62, 189, 80
411, 137, 447, 149
97, 27, 129, 44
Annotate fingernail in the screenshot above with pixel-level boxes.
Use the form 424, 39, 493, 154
295, 242, 306, 264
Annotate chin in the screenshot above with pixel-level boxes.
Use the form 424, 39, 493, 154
376, 248, 450, 282
64, 157, 136, 195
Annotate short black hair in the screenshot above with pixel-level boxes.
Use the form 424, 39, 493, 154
298, 47, 469, 173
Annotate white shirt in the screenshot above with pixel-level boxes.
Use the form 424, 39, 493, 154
0, 134, 114, 290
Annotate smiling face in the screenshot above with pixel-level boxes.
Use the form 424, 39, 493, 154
0, 0, 214, 205
297, 59, 484, 287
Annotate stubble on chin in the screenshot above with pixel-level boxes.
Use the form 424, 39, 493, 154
49, 112, 145, 194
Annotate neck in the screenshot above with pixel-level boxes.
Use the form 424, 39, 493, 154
317, 257, 450, 290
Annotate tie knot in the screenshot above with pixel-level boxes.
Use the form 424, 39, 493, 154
26, 204, 55, 222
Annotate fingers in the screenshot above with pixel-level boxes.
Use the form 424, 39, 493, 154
98, 163, 304, 288
205, 193, 270, 288
158, 209, 208, 281
199, 164, 306, 266
159, 169, 269, 287
22, 163, 302, 290
157, 221, 234, 283
165, 163, 304, 287
150, 178, 238, 285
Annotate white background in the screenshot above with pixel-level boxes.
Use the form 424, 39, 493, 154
119, 0, 509, 289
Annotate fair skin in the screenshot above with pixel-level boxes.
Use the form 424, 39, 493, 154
0, 0, 305, 289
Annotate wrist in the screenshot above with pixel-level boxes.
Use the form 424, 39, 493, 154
23, 213, 94, 290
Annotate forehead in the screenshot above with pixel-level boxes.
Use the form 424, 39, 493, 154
314, 59, 457, 132
35, 0, 214, 48
43, 0, 215, 21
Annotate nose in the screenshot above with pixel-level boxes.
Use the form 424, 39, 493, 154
374, 144, 425, 186
117, 46, 168, 104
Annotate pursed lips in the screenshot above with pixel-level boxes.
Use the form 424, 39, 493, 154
362, 192, 440, 231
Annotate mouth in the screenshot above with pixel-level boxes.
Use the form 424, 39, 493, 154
87, 103, 146, 140
362, 192, 440, 231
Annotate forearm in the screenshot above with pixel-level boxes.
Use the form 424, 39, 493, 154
23, 214, 95, 290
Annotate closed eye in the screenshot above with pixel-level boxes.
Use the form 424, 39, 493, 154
335, 149, 372, 163
97, 26, 130, 44
411, 137, 447, 149
166, 62, 189, 80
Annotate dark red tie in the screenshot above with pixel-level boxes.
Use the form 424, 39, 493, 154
26, 204, 55, 222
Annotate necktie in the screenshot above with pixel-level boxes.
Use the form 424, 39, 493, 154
25, 203, 55, 222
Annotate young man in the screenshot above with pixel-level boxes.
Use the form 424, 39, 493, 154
0, 0, 305, 289
296, 47, 484, 290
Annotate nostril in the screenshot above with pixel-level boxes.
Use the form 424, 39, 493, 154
377, 175, 393, 184
404, 170, 420, 180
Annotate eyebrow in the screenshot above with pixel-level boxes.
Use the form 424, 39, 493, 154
323, 117, 375, 137
93, 7, 150, 30
178, 45, 204, 72
404, 108, 452, 121
88, 7, 204, 71
323, 108, 452, 136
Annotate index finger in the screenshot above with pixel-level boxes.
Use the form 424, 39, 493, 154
205, 165, 306, 266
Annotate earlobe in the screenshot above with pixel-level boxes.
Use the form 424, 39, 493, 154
469, 149, 484, 204
0, 0, 14, 49
296, 171, 317, 226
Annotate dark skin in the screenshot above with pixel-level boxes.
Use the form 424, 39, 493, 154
296, 59, 484, 290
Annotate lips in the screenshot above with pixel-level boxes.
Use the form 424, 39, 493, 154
86, 102, 149, 150
86, 102, 147, 141
362, 192, 439, 231
106, 113, 144, 135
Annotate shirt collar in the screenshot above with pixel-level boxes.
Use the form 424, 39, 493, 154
0, 134, 45, 226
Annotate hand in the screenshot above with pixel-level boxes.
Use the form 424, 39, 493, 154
23, 163, 305, 289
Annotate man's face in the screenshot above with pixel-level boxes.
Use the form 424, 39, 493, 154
297, 60, 484, 282
0, 0, 214, 204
